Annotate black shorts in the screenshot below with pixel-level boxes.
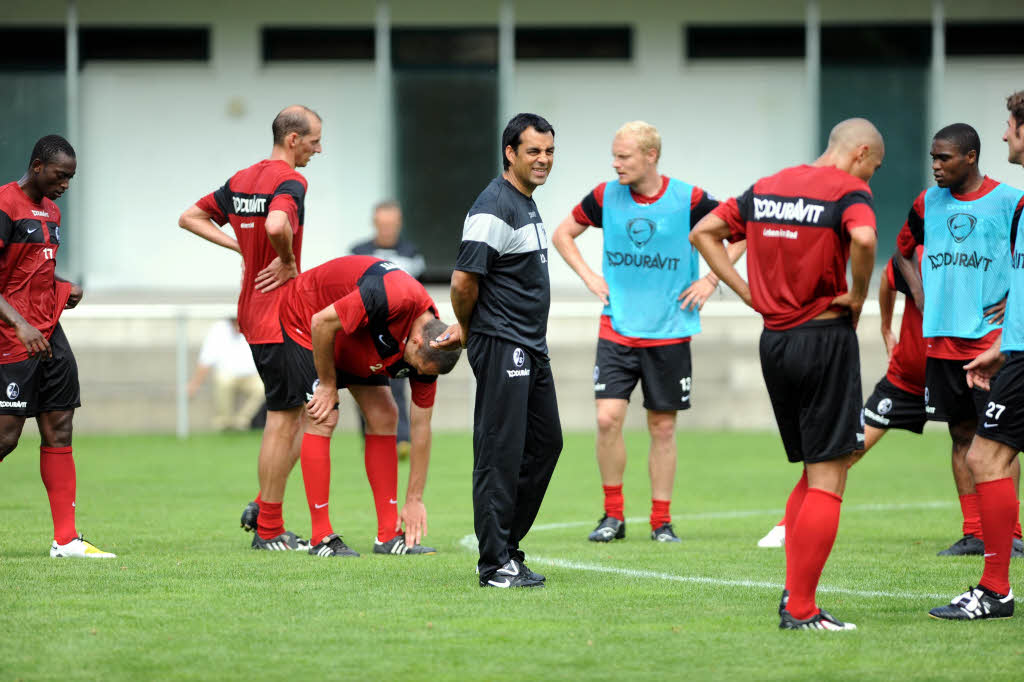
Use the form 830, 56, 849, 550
924, 357, 989, 424
862, 376, 927, 434
0, 324, 80, 417
593, 338, 692, 411
759, 318, 864, 464
976, 352, 1024, 452
256, 332, 388, 411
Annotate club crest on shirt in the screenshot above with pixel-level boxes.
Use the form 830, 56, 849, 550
626, 218, 656, 248
947, 213, 977, 243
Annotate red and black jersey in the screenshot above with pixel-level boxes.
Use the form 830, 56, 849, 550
712, 164, 876, 330
195, 159, 307, 345
886, 252, 926, 395
572, 175, 719, 347
0, 182, 72, 364
896, 177, 1024, 359
280, 255, 440, 407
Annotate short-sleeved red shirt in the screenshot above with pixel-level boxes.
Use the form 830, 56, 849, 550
195, 159, 307, 345
571, 176, 720, 347
712, 164, 876, 331
0, 182, 73, 363
884, 253, 926, 395
280, 255, 439, 407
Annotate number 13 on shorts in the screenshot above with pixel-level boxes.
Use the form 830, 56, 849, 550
680, 376, 691, 403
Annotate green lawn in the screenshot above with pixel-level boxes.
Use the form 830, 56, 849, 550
1, 428, 1022, 681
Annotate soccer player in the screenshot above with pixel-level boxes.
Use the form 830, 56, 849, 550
433, 113, 562, 588
896, 123, 1024, 556
551, 120, 741, 544
280, 255, 461, 557
0, 135, 114, 558
350, 200, 426, 459
179, 105, 321, 551
930, 93, 1024, 620
692, 118, 884, 630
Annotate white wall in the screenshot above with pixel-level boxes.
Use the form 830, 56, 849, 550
5, 0, 1024, 292
943, 58, 1024, 190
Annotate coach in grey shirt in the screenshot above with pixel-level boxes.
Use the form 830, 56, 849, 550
433, 113, 562, 588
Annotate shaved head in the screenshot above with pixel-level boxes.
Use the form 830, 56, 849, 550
827, 118, 884, 159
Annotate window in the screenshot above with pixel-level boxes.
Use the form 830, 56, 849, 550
392, 29, 497, 67
0, 28, 65, 68
516, 27, 631, 60
262, 28, 374, 61
686, 25, 804, 59
946, 23, 1024, 56
80, 28, 210, 62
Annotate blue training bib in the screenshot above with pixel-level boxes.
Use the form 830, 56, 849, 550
601, 178, 701, 338
921, 182, 1023, 339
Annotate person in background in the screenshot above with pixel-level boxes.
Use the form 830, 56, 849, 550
187, 317, 266, 431
351, 201, 425, 459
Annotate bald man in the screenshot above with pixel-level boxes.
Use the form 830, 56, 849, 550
691, 118, 884, 631
179, 105, 323, 551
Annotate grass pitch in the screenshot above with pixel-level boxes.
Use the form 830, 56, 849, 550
1, 428, 1022, 681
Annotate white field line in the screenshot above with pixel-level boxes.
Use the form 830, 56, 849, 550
458, 500, 958, 601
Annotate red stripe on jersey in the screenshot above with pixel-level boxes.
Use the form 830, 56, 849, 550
0, 182, 69, 363
712, 164, 875, 331
194, 159, 308, 345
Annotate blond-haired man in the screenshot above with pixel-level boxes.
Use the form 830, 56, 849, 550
552, 121, 740, 544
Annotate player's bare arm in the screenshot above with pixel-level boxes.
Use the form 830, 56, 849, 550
893, 251, 925, 311
400, 402, 433, 546
690, 214, 752, 307
0, 293, 50, 358
255, 209, 298, 293
831, 225, 876, 328
437, 270, 478, 350
178, 204, 241, 254
307, 303, 342, 424
679, 239, 747, 311
552, 215, 609, 305
878, 266, 897, 357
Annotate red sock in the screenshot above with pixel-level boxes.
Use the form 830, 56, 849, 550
785, 488, 842, 620
257, 501, 284, 540
255, 492, 263, 506
650, 499, 671, 530
40, 446, 77, 544
782, 471, 809, 580
1015, 500, 1022, 539
364, 434, 398, 542
978, 478, 1017, 596
300, 433, 333, 544
603, 484, 624, 521
960, 493, 983, 539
